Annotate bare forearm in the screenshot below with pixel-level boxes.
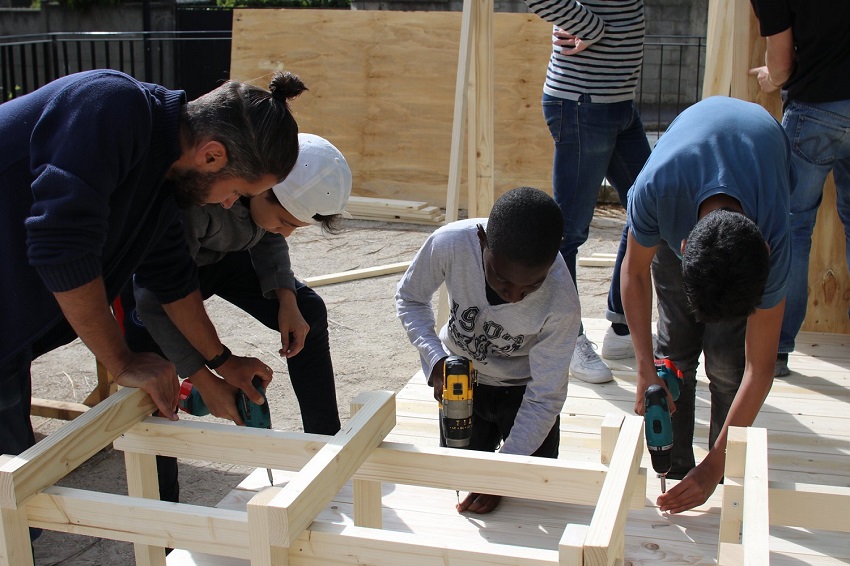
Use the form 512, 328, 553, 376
162, 290, 225, 361
765, 29, 794, 85
53, 278, 133, 375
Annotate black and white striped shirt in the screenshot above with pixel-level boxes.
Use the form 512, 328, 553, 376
524, 0, 645, 103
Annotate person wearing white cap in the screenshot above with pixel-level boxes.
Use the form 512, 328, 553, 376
116, 133, 351, 503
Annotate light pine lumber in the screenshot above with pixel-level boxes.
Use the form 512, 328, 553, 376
0, 387, 155, 509
117, 419, 646, 510
719, 427, 746, 545
577, 257, 616, 268
266, 391, 396, 548
469, 0, 495, 218
583, 416, 644, 566
289, 521, 556, 566
702, 0, 735, 97
351, 394, 382, 529
27, 487, 248, 558
126, 451, 167, 566
741, 428, 770, 565
29, 398, 89, 421
302, 261, 411, 288
802, 174, 850, 334
0, 455, 31, 566
559, 523, 587, 565
769, 482, 850, 532
246, 487, 288, 566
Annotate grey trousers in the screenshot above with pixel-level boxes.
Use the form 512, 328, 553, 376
652, 243, 747, 477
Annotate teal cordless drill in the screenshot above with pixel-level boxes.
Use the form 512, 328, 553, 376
644, 359, 683, 493
178, 375, 274, 484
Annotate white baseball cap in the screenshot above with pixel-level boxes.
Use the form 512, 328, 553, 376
272, 134, 352, 224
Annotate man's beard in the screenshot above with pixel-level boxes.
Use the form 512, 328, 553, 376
170, 167, 224, 208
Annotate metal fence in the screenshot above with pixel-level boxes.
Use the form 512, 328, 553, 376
0, 30, 231, 103
1, 30, 705, 134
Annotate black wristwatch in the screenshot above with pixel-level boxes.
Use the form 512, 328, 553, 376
205, 345, 232, 370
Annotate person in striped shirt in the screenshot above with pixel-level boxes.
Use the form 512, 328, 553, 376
523, 0, 651, 384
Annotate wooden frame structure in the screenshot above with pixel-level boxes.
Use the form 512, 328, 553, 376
718, 426, 850, 565
0, 387, 647, 565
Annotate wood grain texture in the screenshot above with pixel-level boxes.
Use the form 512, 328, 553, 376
230, 9, 553, 207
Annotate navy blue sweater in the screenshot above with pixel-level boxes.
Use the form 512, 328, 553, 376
0, 70, 199, 364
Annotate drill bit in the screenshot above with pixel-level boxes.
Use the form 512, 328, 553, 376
267, 468, 274, 486
659, 473, 667, 494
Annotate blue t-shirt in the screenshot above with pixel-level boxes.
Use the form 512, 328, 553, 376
628, 96, 792, 309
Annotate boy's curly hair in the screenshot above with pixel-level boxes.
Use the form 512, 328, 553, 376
487, 187, 563, 268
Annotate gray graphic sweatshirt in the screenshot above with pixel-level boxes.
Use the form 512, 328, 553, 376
396, 219, 580, 455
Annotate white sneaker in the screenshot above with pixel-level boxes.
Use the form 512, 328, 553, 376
601, 326, 635, 360
570, 335, 614, 384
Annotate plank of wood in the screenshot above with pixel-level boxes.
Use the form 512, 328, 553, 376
266, 391, 396, 547
29, 398, 89, 421
0, 387, 155, 509
583, 416, 644, 566
27, 487, 248, 558
742, 427, 770, 564
302, 262, 410, 287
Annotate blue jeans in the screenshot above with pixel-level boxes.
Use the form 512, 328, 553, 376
652, 244, 746, 477
779, 99, 850, 353
541, 94, 650, 326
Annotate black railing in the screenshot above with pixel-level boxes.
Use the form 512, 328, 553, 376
0, 30, 231, 103
1, 31, 705, 134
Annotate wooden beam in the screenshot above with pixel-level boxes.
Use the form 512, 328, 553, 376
125, 451, 166, 566
0, 387, 155, 509
115, 418, 646, 509
769, 481, 850, 533
559, 523, 588, 565
289, 520, 556, 566
351, 393, 383, 529
741, 427, 770, 565
26, 487, 248, 558
469, 0, 495, 218
583, 416, 644, 566
0, 456, 32, 566
719, 426, 747, 545
302, 262, 411, 288
266, 391, 396, 548
702, 0, 735, 97
29, 398, 89, 421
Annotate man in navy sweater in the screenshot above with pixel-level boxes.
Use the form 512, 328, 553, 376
0, 69, 306, 463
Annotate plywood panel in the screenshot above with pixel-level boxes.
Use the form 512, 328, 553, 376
231, 9, 553, 208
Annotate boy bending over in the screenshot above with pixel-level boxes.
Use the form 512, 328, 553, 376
396, 187, 580, 514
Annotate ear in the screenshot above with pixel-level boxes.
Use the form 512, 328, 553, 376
194, 140, 228, 173
680, 239, 687, 255
477, 224, 488, 251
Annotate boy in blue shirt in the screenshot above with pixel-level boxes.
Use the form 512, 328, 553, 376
621, 96, 793, 513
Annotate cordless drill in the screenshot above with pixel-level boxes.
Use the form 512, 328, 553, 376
441, 356, 476, 448
178, 376, 274, 484
643, 359, 683, 493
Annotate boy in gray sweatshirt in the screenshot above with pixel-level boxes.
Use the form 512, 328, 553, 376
396, 187, 580, 514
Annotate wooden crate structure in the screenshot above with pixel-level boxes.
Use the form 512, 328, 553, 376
718, 426, 850, 565
0, 387, 647, 566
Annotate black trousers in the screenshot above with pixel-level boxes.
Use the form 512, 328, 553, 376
118, 250, 341, 502
439, 382, 561, 458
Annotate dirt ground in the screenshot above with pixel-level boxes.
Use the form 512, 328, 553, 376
28, 204, 627, 565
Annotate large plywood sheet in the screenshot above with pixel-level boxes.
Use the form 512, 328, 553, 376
231, 9, 554, 208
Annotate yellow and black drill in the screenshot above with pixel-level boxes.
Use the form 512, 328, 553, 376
440, 355, 476, 448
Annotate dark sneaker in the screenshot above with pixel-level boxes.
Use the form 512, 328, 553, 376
774, 353, 790, 378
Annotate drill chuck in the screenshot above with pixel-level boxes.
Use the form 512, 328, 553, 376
644, 383, 673, 476
441, 356, 476, 448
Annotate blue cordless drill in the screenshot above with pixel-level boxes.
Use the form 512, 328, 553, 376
644, 359, 683, 493
178, 375, 274, 484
